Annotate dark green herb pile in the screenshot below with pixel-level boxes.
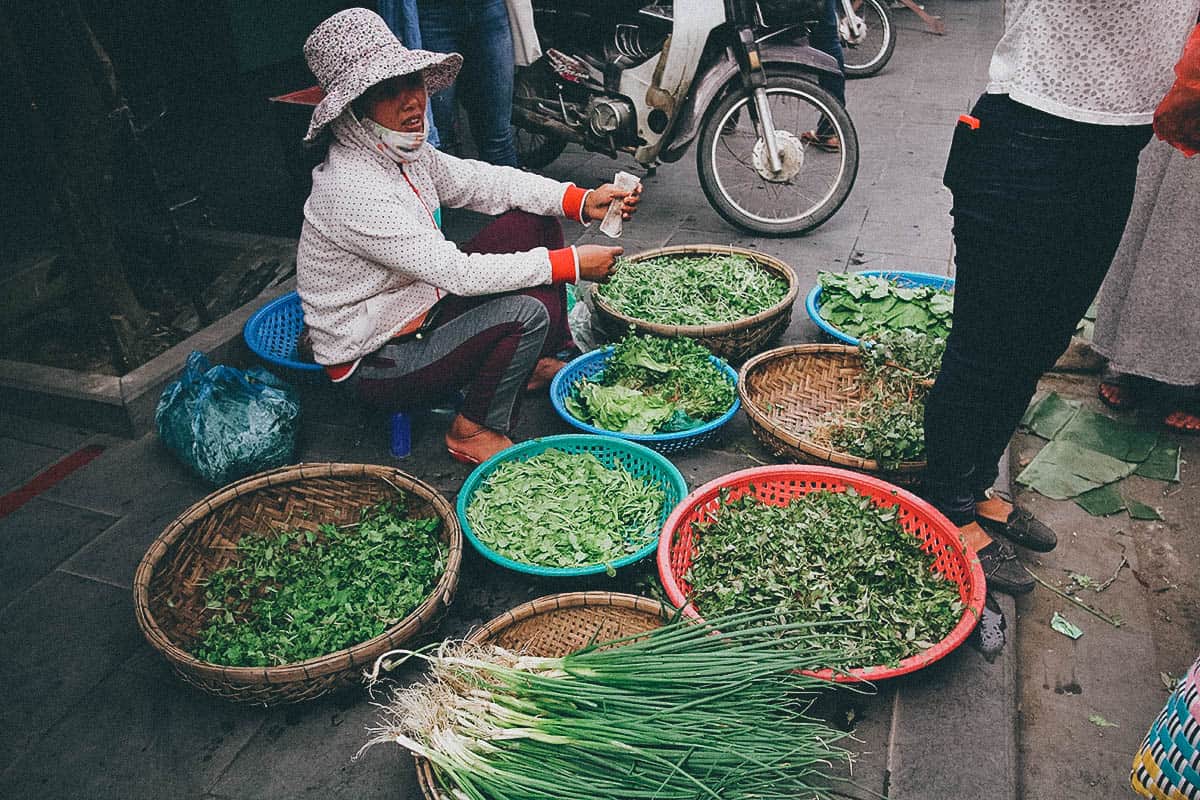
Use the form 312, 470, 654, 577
598, 253, 788, 325
683, 488, 964, 666
466, 448, 665, 570
565, 333, 735, 434
818, 271, 953, 340
194, 503, 445, 667
815, 329, 947, 467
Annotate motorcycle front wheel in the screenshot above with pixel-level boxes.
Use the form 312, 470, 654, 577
840, 0, 896, 78
696, 77, 858, 236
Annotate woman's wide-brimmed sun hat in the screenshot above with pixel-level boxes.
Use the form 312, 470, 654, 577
302, 7, 462, 143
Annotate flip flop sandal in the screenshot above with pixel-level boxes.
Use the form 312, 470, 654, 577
447, 447, 483, 465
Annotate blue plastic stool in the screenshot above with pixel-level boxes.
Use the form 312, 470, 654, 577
243, 291, 326, 383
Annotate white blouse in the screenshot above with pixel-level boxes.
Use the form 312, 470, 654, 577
987, 0, 1200, 125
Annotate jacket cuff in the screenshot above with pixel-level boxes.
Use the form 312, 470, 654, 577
549, 246, 579, 283
561, 183, 589, 224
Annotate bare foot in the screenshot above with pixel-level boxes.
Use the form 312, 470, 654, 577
957, 521, 993, 553
1165, 407, 1200, 434
445, 414, 512, 464
525, 357, 567, 392
975, 494, 1013, 525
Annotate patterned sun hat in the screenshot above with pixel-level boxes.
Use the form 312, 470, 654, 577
302, 8, 462, 143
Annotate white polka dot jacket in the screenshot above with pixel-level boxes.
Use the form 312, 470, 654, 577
296, 113, 587, 366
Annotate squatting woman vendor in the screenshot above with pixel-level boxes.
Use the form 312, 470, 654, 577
297, 9, 640, 464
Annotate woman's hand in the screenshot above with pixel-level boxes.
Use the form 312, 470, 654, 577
583, 182, 643, 223
577, 245, 624, 281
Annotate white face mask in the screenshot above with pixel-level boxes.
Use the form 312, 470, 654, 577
363, 115, 427, 163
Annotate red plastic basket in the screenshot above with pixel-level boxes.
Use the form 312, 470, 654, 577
656, 465, 986, 682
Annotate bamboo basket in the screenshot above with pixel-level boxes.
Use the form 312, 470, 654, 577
738, 344, 926, 485
592, 244, 798, 363
133, 462, 462, 705
415, 592, 668, 800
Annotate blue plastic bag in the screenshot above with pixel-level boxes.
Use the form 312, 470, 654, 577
156, 351, 300, 485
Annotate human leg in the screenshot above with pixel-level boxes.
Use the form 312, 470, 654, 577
456, 0, 518, 166
925, 94, 1149, 588
416, 0, 464, 154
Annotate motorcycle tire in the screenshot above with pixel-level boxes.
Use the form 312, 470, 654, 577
696, 76, 858, 237
840, 0, 896, 78
513, 71, 569, 169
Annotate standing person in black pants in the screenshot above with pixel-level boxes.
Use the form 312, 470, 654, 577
923, 0, 1200, 595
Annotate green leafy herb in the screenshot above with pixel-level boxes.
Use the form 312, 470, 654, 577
1088, 714, 1118, 728
194, 503, 445, 667
683, 488, 965, 666
598, 253, 787, 325
466, 448, 666, 569
814, 329, 945, 468
566, 333, 735, 434
817, 271, 953, 340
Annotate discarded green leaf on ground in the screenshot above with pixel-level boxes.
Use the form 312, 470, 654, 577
1161, 672, 1178, 690
1068, 572, 1096, 590
1016, 441, 1138, 500
466, 448, 665, 569
1125, 497, 1163, 521
1051, 611, 1083, 640
1088, 714, 1118, 728
1074, 484, 1126, 516
1135, 441, 1182, 482
1056, 409, 1158, 462
1021, 392, 1081, 440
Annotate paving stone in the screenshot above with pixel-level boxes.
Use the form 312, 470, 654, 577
888, 593, 1019, 800
0, 572, 145, 773
0, 411, 95, 451
0, 667, 265, 800
0, 497, 118, 608
207, 694, 412, 800
40, 431, 206, 516
0, 436, 64, 494
61, 480, 207, 589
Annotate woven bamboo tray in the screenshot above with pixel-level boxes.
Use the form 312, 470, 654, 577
593, 244, 798, 363
415, 592, 668, 800
133, 462, 462, 705
738, 344, 926, 485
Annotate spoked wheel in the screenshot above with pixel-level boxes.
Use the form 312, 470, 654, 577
839, 0, 896, 78
696, 77, 858, 236
513, 70, 568, 169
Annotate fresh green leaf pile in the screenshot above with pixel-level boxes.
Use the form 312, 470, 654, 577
364, 609, 854, 800
683, 488, 965, 666
815, 329, 945, 468
194, 503, 446, 667
598, 253, 788, 325
564, 333, 735, 434
818, 271, 953, 339
466, 448, 665, 569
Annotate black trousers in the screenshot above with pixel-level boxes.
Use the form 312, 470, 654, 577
923, 93, 1152, 524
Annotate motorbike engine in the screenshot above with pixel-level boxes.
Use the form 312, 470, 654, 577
586, 96, 635, 138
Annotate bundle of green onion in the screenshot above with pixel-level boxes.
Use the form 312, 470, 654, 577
361, 609, 854, 799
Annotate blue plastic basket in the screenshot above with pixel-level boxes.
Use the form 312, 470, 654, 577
548, 347, 740, 454
243, 291, 325, 382
456, 434, 688, 578
805, 270, 955, 346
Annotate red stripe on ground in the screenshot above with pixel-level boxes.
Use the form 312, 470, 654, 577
0, 444, 106, 519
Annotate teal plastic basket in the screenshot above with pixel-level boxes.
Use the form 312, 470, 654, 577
456, 435, 688, 577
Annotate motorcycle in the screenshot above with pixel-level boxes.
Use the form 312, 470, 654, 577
511, 0, 859, 236
838, 0, 896, 78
